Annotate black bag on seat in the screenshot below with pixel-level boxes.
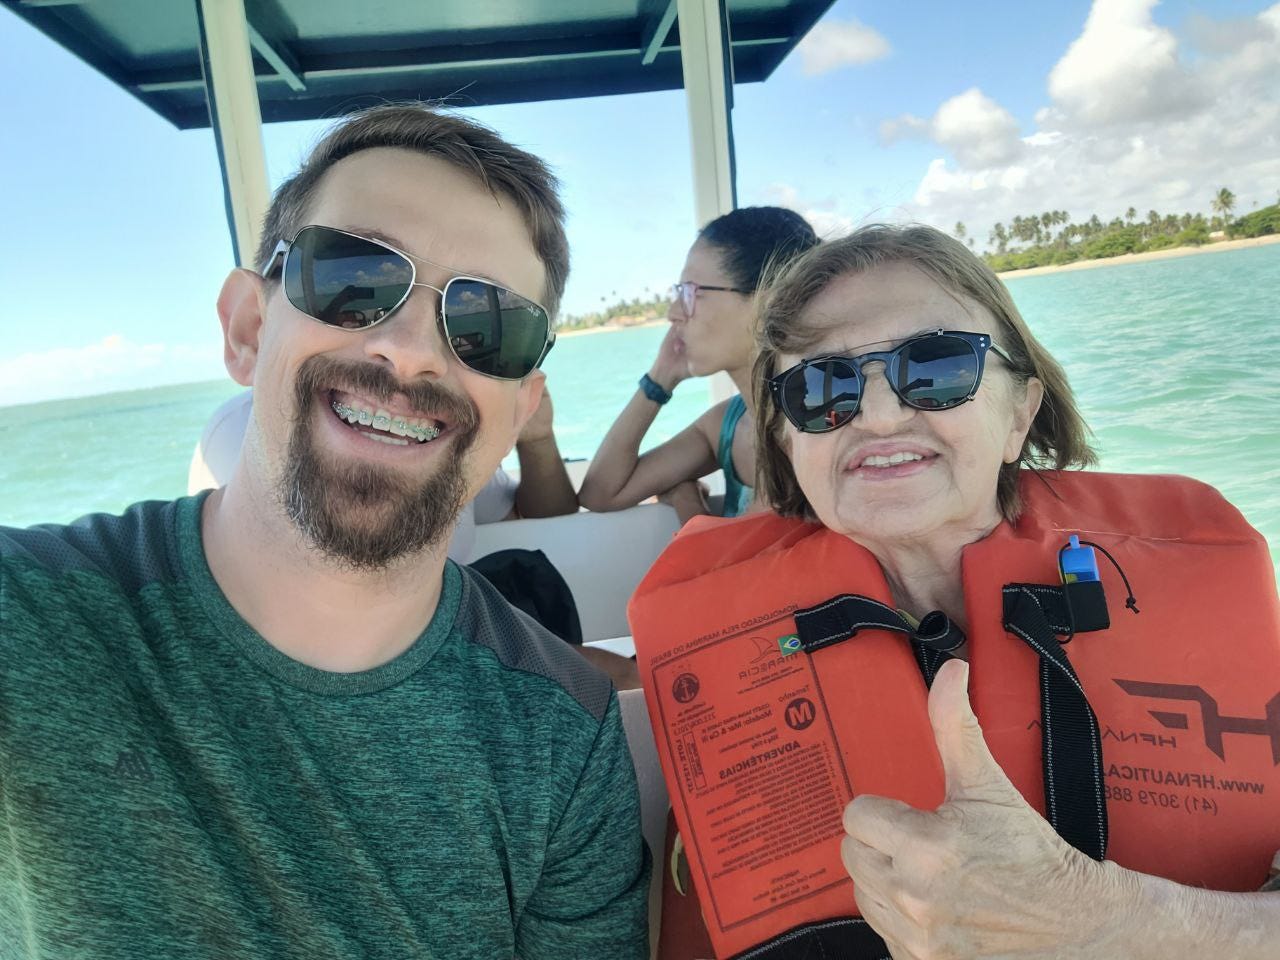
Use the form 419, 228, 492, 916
469, 548, 584, 646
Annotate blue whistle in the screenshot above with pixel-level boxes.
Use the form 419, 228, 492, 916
1060, 535, 1100, 583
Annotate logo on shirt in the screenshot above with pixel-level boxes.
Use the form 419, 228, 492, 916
110, 748, 155, 783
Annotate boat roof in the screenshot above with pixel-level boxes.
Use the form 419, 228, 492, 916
7, 0, 834, 129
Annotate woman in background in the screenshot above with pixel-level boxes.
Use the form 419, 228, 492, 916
578, 207, 818, 522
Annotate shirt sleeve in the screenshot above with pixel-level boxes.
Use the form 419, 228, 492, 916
472, 467, 518, 524
516, 692, 652, 959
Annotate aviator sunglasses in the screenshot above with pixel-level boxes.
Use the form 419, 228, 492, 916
262, 224, 555, 380
768, 329, 1013, 433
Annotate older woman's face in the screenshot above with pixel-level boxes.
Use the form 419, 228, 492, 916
780, 262, 1042, 548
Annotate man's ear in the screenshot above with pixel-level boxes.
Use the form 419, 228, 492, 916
218, 268, 268, 387
514, 370, 547, 435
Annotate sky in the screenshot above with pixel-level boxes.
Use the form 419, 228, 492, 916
1, 0, 1277, 405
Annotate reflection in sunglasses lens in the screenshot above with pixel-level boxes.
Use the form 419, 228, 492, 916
443, 279, 549, 379
287, 227, 414, 329
791, 360, 861, 432
900, 338, 979, 409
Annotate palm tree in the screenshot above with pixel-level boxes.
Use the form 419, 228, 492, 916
1125, 207, 1137, 224
1211, 188, 1236, 233
954, 222, 967, 241
989, 222, 1008, 254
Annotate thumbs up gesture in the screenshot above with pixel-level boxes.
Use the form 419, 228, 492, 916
840, 659, 1134, 958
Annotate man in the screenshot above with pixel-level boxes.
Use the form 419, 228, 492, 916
0, 105, 649, 958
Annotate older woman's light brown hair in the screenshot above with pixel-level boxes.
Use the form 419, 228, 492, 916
752, 223, 1096, 521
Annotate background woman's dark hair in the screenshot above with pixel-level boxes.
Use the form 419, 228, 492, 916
697, 207, 819, 292
753, 223, 1098, 521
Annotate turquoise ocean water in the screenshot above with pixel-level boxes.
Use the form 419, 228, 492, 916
2, 244, 1277, 574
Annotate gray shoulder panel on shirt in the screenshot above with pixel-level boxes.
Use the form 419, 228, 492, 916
453, 563, 613, 722
0, 499, 181, 595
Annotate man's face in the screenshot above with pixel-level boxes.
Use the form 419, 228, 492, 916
237, 147, 547, 569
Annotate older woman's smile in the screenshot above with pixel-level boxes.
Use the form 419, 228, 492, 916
845, 442, 938, 479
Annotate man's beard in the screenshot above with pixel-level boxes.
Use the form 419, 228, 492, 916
279, 356, 480, 571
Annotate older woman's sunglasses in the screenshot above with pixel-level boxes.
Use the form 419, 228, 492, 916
262, 225, 555, 381
768, 329, 1012, 433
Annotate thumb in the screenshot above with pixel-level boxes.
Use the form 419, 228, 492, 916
928, 659, 1015, 802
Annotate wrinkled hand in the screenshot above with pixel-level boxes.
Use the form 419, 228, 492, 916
649, 325, 691, 392
841, 659, 1130, 958
518, 388, 556, 445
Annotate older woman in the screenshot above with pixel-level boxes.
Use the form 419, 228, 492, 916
632, 224, 1280, 959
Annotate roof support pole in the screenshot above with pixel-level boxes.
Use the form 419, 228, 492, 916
195, 0, 270, 267
677, 0, 738, 401
676, 0, 737, 228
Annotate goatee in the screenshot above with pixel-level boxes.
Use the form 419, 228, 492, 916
280, 356, 480, 570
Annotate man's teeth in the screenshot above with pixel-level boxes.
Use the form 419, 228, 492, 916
863, 452, 925, 468
331, 400, 441, 443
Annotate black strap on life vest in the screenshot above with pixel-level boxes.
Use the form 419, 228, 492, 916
793, 589, 1110, 862
792, 593, 960, 677
729, 916, 891, 960
1002, 583, 1108, 861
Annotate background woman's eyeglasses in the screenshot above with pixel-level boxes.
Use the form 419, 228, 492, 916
768, 329, 1013, 433
262, 225, 555, 381
670, 280, 749, 317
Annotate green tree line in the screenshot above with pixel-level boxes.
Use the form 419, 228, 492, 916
966, 188, 1280, 272
557, 291, 672, 332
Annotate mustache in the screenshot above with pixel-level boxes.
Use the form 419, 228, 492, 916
293, 355, 480, 430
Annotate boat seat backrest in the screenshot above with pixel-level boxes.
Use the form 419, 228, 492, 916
470, 504, 681, 643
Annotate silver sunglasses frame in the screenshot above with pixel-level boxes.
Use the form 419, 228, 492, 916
262, 225, 555, 381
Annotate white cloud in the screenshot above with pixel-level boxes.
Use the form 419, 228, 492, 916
931, 88, 1023, 168
763, 183, 859, 239
796, 18, 891, 76
879, 1, 1280, 250
879, 113, 929, 144
1047, 0, 1205, 126
0, 335, 224, 407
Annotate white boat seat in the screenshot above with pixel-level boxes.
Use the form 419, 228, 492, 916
470, 503, 681, 644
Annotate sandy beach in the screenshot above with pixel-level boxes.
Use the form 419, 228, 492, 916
557, 318, 665, 338
995, 233, 1280, 279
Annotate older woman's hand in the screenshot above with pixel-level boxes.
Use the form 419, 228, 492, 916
840, 659, 1136, 958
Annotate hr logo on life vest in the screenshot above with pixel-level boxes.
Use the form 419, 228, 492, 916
1115, 680, 1280, 764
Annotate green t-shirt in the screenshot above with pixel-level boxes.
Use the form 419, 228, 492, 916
0, 495, 649, 959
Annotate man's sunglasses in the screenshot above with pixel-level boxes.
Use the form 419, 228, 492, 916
262, 224, 555, 381
768, 329, 1013, 433
671, 280, 748, 316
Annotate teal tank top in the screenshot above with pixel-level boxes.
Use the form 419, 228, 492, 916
716, 394, 753, 518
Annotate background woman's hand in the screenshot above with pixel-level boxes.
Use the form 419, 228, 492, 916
518, 387, 556, 445
649, 325, 691, 393
841, 659, 1137, 958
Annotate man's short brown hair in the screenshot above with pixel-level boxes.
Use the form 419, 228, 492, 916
255, 103, 570, 319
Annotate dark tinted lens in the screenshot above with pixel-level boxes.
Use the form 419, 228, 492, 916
782, 359, 862, 432
896, 335, 981, 409
285, 227, 413, 329
442, 279, 550, 379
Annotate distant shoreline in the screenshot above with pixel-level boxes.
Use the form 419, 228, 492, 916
556, 318, 665, 338
995, 234, 1280, 279
555, 235, 1280, 336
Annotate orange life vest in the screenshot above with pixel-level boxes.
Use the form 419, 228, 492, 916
629, 471, 1280, 959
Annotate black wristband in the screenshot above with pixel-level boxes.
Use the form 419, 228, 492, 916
639, 373, 673, 405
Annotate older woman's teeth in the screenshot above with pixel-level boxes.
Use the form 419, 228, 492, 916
331, 400, 441, 443
863, 452, 924, 468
